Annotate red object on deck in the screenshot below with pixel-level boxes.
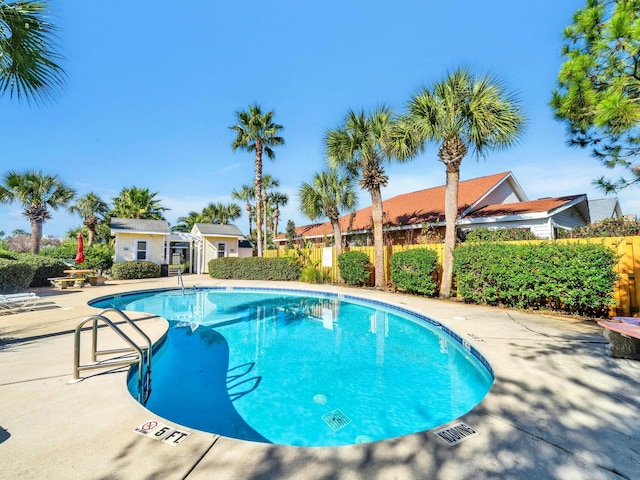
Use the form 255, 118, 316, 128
75, 233, 85, 264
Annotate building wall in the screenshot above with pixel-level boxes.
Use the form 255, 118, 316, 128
552, 207, 589, 230
201, 236, 240, 273
475, 180, 521, 209
114, 233, 167, 264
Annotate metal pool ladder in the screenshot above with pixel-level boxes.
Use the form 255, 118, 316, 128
71, 308, 152, 403
177, 267, 184, 293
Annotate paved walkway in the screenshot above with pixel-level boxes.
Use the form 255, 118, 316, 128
1, 276, 638, 479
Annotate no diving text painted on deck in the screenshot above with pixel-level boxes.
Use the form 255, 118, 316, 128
134, 420, 191, 446
433, 422, 477, 446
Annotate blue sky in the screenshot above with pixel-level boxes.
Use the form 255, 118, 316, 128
1, 0, 637, 238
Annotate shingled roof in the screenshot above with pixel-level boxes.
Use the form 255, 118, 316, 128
110, 218, 170, 234
287, 171, 515, 239
192, 223, 245, 238
464, 195, 587, 219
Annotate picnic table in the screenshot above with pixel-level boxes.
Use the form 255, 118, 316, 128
48, 269, 95, 289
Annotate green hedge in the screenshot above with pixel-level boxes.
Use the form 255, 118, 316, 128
111, 261, 161, 280
452, 242, 618, 316
41, 242, 114, 274
0, 258, 35, 293
390, 248, 438, 296
208, 257, 301, 281
13, 253, 67, 287
461, 227, 538, 242
337, 251, 371, 286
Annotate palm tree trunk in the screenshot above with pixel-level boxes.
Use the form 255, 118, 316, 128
440, 164, 460, 298
86, 215, 97, 246
263, 192, 268, 252
246, 203, 252, 236
31, 219, 43, 254
331, 219, 343, 257
370, 188, 385, 289
273, 209, 279, 240
255, 141, 263, 257
87, 228, 96, 246
331, 218, 345, 285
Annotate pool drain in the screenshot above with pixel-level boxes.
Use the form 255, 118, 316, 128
313, 394, 327, 404
321, 409, 351, 431
433, 422, 477, 446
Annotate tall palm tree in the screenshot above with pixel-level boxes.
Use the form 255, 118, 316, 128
261, 174, 279, 251
269, 191, 288, 240
172, 211, 204, 233
299, 167, 357, 257
201, 202, 242, 224
230, 104, 285, 257
0, 0, 65, 102
68, 192, 109, 246
404, 68, 525, 297
111, 186, 168, 220
325, 106, 401, 289
0, 169, 75, 253
231, 184, 255, 236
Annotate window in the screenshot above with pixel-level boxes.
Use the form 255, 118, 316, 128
136, 240, 148, 260
217, 242, 226, 258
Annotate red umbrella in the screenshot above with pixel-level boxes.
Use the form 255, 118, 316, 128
75, 233, 85, 264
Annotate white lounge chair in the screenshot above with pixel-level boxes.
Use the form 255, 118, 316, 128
0, 293, 40, 315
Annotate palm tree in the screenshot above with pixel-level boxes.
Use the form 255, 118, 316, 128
269, 191, 288, 240
230, 104, 285, 257
68, 192, 109, 246
111, 186, 168, 220
0, 169, 75, 253
261, 174, 279, 251
299, 167, 357, 257
404, 68, 525, 297
172, 211, 204, 232
0, 0, 65, 102
325, 106, 400, 289
201, 202, 242, 224
231, 184, 255, 236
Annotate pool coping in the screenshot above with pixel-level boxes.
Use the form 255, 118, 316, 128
1, 276, 639, 479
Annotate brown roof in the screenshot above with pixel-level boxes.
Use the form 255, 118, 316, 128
467, 195, 585, 218
288, 171, 511, 238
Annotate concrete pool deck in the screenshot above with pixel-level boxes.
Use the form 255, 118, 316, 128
1, 275, 638, 480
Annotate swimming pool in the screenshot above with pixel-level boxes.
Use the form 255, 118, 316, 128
90, 287, 493, 447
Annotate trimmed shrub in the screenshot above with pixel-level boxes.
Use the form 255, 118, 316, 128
452, 242, 618, 316
558, 217, 640, 238
390, 248, 438, 296
461, 227, 538, 242
111, 261, 161, 280
337, 251, 371, 286
208, 257, 301, 281
13, 253, 67, 287
41, 242, 115, 274
0, 258, 35, 293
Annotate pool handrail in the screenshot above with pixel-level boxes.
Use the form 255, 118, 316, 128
72, 308, 152, 403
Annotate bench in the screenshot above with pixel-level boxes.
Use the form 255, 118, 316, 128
48, 277, 85, 289
87, 275, 106, 286
598, 317, 640, 360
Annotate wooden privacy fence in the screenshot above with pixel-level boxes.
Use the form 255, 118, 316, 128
265, 236, 640, 317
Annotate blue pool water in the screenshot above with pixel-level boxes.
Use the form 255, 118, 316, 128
90, 288, 493, 447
